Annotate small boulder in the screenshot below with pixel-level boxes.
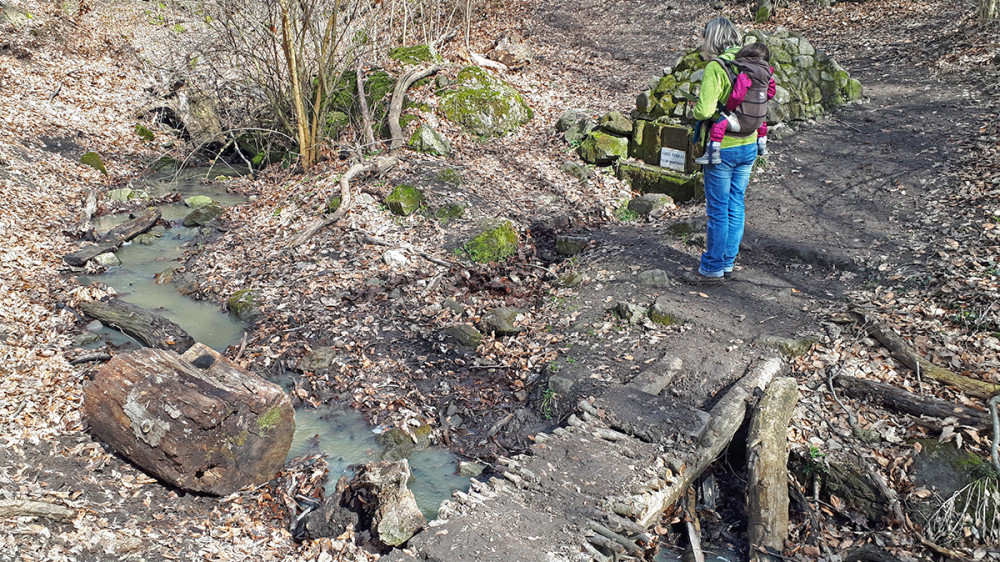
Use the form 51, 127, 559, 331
554, 271, 585, 288
649, 296, 684, 326
613, 302, 645, 325
385, 184, 425, 216
438, 66, 533, 137
560, 160, 590, 183
564, 119, 594, 145
480, 307, 527, 336
376, 425, 432, 461
184, 195, 214, 208
636, 269, 672, 288
183, 203, 224, 227
628, 193, 675, 217
342, 460, 427, 547
408, 124, 451, 156
555, 109, 588, 132
458, 461, 486, 477
556, 235, 589, 256
443, 324, 483, 348
92, 252, 121, 268
442, 298, 468, 315
598, 111, 633, 136
382, 249, 409, 268
463, 220, 519, 263
227, 289, 260, 321
577, 131, 627, 165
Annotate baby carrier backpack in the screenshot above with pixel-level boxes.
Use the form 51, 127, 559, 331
712, 56, 771, 137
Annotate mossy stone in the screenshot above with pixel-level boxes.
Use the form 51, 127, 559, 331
438, 66, 533, 137
554, 271, 585, 288
184, 195, 214, 208
617, 161, 703, 202
435, 167, 463, 185
463, 220, 518, 263
407, 124, 451, 156
577, 131, 627, 165
376, 425, 432, 461
480, 307, 526, 336
227, 289, 260, 321
182, 203, 224, 227
443, 324, 483, 348
434, 203, 466, 223
385, 184, 425, 216
649, 297, 683, 326
389, 44, 441, 65
843, 78, 863, 101
598, 111, 633, 136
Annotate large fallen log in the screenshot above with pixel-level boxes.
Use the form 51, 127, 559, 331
634, 356, 787, 526
852, 309, 1000, 399
83, 343, 294, 495
834, 374, 990, 429
63, 209, 161, 266
77, 298, 195, 353
747, 377, 799, 562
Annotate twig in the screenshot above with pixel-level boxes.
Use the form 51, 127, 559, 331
990, 394, 1000, 473
233, 331, 249, 362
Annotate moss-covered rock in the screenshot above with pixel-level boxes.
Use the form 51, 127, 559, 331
376, 425, 432, 461
560, 160, 590, 183
227, 289, 260, 321
629, 121, 693, 170
480, 307, 527, 336
463, 219, 518, 263
438, 66, 533, 137
578, 131, 627, 165
184, 195, 214, 208
442, 324, 483, 348
389, 44, 441, 65
407, 124, 451, 156
617, 161, 703, 202
649, 296, 684, 326
384, 184, 425, 216
598, 111, 633, 136
183, 203, 224, 227
435, 167, 463, 185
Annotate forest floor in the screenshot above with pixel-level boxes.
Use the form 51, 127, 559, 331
2, 0, 1000, 560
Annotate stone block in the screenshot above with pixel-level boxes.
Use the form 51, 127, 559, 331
617, 161, 703, 202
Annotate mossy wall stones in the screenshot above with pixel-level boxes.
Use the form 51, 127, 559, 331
617, 162, 703, 202
578, 131, 628, 165
385, 184, 425, 216
438, 66, 533, 137
463, 220, 519, 263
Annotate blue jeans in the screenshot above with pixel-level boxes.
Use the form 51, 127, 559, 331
699, 142, 757, 276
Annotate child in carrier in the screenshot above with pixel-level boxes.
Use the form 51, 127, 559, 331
695, 42, 776, 165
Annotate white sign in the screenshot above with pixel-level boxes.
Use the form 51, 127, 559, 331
659, 147, 686, 171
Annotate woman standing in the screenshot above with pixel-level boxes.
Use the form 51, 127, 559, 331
687, 17, 759, 283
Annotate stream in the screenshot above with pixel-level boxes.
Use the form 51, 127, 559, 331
76, 168, 470, 518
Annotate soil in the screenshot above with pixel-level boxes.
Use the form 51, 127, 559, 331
3, 0, 1000, 560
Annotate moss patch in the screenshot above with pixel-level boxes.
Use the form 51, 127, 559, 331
389, 44, 441, 65
463, 220, 518, 263
324, 196, 342, 214
227, 289, 260, 321
256, 407, 282, 431
438, 66, 533, 137
435, 167, 464, 185
385, 184, 425, 216
81, 151, 108, 176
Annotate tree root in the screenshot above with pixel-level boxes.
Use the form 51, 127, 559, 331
0, 499, 75, 521
388, 65, 441, 151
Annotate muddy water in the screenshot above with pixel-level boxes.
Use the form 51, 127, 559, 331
287, 407, 472, 519
79, 168, 469, 518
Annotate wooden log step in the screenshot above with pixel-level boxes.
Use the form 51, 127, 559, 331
63, 208, 161, 266
77, 298, 196, 353
83, 343, 295, 495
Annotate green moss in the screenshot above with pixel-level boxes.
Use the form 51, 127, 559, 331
325, 196, 342, 214
435, 167, 463, 185
81, 151, 108, 176
434, 203, 466, 223
227, 289, 260, 321
649, 309, 681, 326
135, 123, 154, 142
389, 44, 441, 65
256, 406, 282, 431
385, 184, 425, 216
464, 220, 519, 263
324, 110, 350, 138
438, 66, 533, 137
399, 114, 419, 129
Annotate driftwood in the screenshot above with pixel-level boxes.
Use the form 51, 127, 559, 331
83, 343, 294, 495
286, 156, 398, 248
747, 377, 799, 562
851, 309, 1000, 399
77, 298, 196, 353
834, 374, 990, 429
635, 357, 787, 526
0, 499, 74, 521
387, 65, 441, 151
63, 209, 161, 266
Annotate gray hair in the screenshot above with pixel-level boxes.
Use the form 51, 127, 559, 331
702, 17, 741, 57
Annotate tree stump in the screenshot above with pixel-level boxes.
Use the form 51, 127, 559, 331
84, 343, 294, 495
747, 376, 799, 562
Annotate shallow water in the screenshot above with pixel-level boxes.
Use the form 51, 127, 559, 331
287, 407, 471, 520
77, 171, 246, 351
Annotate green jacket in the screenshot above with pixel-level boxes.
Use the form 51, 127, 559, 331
693, 47, 757, 149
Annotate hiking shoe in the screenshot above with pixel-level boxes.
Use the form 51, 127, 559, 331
694, 153, 710, 165
681, 271, 726, 285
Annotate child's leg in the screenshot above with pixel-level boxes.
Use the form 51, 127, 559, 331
756, 122, 768, 155
696, 117, 728, 165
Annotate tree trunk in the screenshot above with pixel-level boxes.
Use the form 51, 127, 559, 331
834, 375, 990, 429
77, 298, 196, 353
747, 377, 799, 562
83, 343, 295, 495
